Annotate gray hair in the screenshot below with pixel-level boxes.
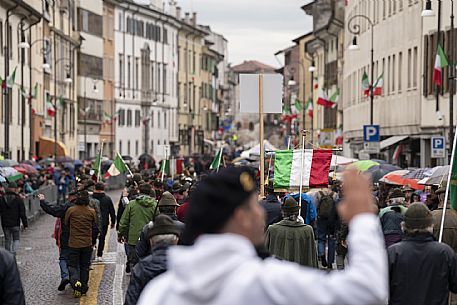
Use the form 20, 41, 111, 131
401, 222, 434, 236
389, 197, 406, 206
150, 234, 179, 245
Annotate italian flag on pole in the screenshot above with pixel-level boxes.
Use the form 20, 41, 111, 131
104, 153, 128, 179
434, 44, 448, 86
317, 89, 339, 108
210, 147, 223, 171
362, 71, 370, 97
273, 149, 332, 190
306, 97, 313, 119
159, 159, 184, 176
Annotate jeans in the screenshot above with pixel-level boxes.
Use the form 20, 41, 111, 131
3, 226, 20, 255
68, 247, 92, 293
128, 244, 139, 267
59, 247, 70, 280
317, 220, 336, 265
97, 225, 108, 257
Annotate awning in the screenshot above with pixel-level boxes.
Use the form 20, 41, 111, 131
38, 137, 69, 157
380, 136, 408, 150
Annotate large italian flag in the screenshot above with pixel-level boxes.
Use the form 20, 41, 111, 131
104, 153, 128, 178
160, 158, 184, 176
274, 149, 332, 190
434, 44, 448, 87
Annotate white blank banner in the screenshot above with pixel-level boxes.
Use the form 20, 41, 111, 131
239, 74, 283, 113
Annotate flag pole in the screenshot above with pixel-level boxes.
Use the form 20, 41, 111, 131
439, 124, 457, 242
217, 146, 223, 172
298, 130, 306, 217
97, 141, 104, 182
117, 152, 133, 176
161, 146, 168, 182
259, 74, 265, 197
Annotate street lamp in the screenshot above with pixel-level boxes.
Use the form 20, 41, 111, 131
422, 0, 436, 17
308, 64, 316, 73
288, 77, 297, 87
348, 14, 375, 125
64, 72, 73, 84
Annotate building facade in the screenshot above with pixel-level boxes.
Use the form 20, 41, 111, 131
342, 0, 423, 166
177, 10, 207, 156
113, 0, 179, 160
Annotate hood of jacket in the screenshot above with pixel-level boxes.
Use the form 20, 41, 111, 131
166, 234, 257, 303
135, 195, 156, 207
91, 192, 105, 200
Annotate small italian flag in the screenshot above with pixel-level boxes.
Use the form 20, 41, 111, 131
434, 44, 448, 87
210, 147, 223, 171
46, 95, 55, 117
373, 73, 383, 96
294, 99, 302, 112
6, 67, 17, 88
306, 97, 314, 119
317, 88, 339, 108
104, 153, 128, 179
274, 149, 333, 190
159, 159, 184, 176
362, 71, 370, 97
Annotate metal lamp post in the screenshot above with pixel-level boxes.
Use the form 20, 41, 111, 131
348, 14, 375, 125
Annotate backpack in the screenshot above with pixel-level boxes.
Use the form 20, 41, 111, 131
317, 191, 334, 219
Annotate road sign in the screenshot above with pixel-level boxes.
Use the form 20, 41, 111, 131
431, 136, 446, 158
363, 125, 380, 153
363, 125, 380, 142
364, 142, 380, 154
78, 142, 85, 151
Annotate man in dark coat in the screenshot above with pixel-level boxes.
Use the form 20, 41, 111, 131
379, 188, 407, 248
388, 203, 457, 305
136, 191, 185, 259
265, 197, 318, 268
0, 182, 28, 255
125, 214, 180, 305
92, 182, 116, 260
260, 182, 282, 228
0, 248, 25, 305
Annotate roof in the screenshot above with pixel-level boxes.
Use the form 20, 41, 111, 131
231, 60, 277, 74
292, 31, 313, 43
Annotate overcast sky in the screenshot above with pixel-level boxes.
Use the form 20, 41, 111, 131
178, 0, 313, 67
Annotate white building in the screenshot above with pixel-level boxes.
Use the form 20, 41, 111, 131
114, 0, 179, 160
343, 0, 423, 167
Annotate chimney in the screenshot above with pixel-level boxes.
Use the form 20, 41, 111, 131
192, 12, 197, 26
176, 6, 181, 19
185, 12, 190, 23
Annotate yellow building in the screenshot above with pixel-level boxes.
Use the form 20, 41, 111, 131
177, 11, 207, 156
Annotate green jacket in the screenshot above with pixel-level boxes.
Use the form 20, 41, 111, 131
118, 195, 158, 246
265, 219, 318, 268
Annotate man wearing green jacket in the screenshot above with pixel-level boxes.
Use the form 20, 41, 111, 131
119, 183, 158, 267
265, 196, 318, 268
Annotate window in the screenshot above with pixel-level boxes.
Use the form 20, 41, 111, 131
118, 12, 123, 31
119, 53, 124, 88
387, 56, 391, 94
383, 0, 386, 19
163, 64, 167, 94
158, 112, 161, 128
135, 57, 139, 94
135, 110, 140, 126
392, 54, 396, 93
164, 112, 167, 128
118, 109, 125, 126
141, 46, 151, 92
119, 140, 122, 154
398, 52, 402, 92
157, 63, 161, 94
127, 56, 131, 89
151, 140, 154, 154
408, 48, 412, 89
135, 140, 139, 156
0, 21, 3, 56
413, 46, 418, 88
127, 140, 131, 155
163, 27, 168, 44
127, 109, 132, 126
151, 110, 154, 127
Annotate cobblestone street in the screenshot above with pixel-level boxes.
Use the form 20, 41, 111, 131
16, 190, 128, 305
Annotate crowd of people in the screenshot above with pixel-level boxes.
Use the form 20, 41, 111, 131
1, 160, 457, 305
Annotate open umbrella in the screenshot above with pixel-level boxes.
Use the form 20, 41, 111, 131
365, 164, 402, 183
0, 159, 19, 167
379, 170, 424, 190
56, 156, 74, 163
22, 160, 37, 166
418, 166, 450, 186
74, 159, 83, 167
347, 160, 380, 172
403, 168, 433, 180
0, 167, 24, 182
17, 164, 38, 174
14, 167, 27, 174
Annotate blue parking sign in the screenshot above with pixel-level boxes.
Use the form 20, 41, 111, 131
431, 136, 445, 158
363, 125, 380, 142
